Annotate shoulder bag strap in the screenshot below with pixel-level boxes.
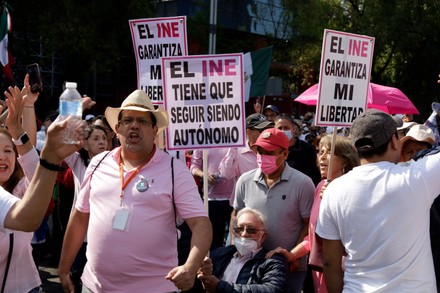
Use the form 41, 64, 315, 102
90, 151, 111, 181
171, 157, 176, 224
1, 234, 14, 293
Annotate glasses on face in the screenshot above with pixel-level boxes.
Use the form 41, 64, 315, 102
233, 226, 263, 236
118, 117, 151, 127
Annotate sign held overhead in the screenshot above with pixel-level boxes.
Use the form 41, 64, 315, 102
162, 54, 245, 150
316, 29, 375, 127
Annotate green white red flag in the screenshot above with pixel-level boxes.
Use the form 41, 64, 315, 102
0, 6, 13, 80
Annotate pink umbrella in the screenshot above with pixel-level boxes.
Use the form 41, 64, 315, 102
295, 83, 419, 114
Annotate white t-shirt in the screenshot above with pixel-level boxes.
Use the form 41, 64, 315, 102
0, 189, 19, 232
317, 153, 440, 292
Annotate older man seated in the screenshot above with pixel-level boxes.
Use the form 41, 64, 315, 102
197, 207, 287, 293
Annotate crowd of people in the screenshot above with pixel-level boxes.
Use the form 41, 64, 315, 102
1, 74, 440, 293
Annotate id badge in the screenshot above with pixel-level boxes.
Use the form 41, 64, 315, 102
112, 207, 130, 231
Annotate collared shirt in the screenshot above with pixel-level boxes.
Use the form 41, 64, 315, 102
222, 248, 262, 283
234, 164, 314, 253
77, 147, 208, 293
219, 143, 258, 205
190, 148, 235, 200
219, 143, 257, 181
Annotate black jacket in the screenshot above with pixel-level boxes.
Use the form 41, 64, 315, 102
285, 138, 321, 186
211, 245, 287, 293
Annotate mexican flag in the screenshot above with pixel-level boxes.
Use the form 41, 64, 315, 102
0, 6, 13, 80
243, 46, 273, 102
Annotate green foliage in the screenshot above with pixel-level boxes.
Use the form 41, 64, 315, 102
283, 0, 440, 118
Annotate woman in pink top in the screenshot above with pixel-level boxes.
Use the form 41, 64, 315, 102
269, 134, 359, 293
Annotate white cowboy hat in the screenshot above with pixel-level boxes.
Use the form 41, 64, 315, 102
105, 90, 169, 133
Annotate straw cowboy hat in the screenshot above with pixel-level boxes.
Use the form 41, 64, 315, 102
105, 90, 169, 133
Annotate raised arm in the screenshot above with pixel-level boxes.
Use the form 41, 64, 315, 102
4, 86, 34, 157
3, 115, 84, 231
21, 74, 38, 146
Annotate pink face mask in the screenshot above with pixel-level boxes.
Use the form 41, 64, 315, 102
257, 153, 281, 174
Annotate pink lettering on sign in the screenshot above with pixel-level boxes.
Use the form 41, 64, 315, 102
202, 59, 237, 77
348, 39, 368, 57
157, 21, 179, 38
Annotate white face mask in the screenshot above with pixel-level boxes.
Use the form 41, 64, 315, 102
283, 130, 293, 141
234, 237, 258, 256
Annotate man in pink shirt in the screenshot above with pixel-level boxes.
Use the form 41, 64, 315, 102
219, 114, 273, 181
59, 90, 212, 293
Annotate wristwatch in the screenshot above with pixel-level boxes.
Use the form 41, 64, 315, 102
12, 132, 30, 146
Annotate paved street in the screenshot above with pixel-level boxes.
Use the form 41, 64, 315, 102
39, 259, 64, 293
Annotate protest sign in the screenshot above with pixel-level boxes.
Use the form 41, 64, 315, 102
162, 54, 245, 150
316, 29, 375, 127
129, 16, 187, 105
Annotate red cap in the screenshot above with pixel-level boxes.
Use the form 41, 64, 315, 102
253, 128, 289, 152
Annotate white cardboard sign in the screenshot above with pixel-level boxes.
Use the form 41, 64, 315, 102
162, 54, 246, 150
316, 29, 375, 127
129, 16, 187, 105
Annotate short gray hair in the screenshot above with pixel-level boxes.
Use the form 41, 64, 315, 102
236, 207, 267, 231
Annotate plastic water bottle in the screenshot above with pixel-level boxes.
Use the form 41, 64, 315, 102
59, 82, 82, 144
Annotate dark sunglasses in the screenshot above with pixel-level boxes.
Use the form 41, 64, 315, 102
233, 226, 263, 235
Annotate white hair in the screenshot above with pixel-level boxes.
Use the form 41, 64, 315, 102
236, 207, 267, 231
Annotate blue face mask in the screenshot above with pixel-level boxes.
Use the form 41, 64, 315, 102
283, 130, 293, 141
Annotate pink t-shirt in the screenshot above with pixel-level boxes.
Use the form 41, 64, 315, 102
76, 147, 208, 293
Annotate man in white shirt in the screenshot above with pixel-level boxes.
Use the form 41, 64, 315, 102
317, 109, 440, 292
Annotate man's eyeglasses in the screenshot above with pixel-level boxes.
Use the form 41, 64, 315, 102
118, 117, 151, 127
233, 226, 263, 235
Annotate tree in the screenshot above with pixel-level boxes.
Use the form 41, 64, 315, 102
284, 0, 440, 119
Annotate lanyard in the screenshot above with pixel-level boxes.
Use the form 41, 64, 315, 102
118, 146, 156, 205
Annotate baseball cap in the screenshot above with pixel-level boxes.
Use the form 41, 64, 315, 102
246, 113, 274, 130
253, 128, 289, 152
392, 115, 404, 128
350, 109, 397, 152
400, 124, 435, 147
263, 105, 279, 115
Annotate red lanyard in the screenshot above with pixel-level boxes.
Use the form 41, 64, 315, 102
118, 146, 156, 204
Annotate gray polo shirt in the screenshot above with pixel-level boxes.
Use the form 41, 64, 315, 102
234, 163, 315, 251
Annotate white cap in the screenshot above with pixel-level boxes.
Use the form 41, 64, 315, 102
65, 82, 77, 89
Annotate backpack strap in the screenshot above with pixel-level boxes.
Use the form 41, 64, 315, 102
1, 234, 14, 293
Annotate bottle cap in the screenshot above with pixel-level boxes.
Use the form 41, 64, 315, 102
65, 82, 77, 89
